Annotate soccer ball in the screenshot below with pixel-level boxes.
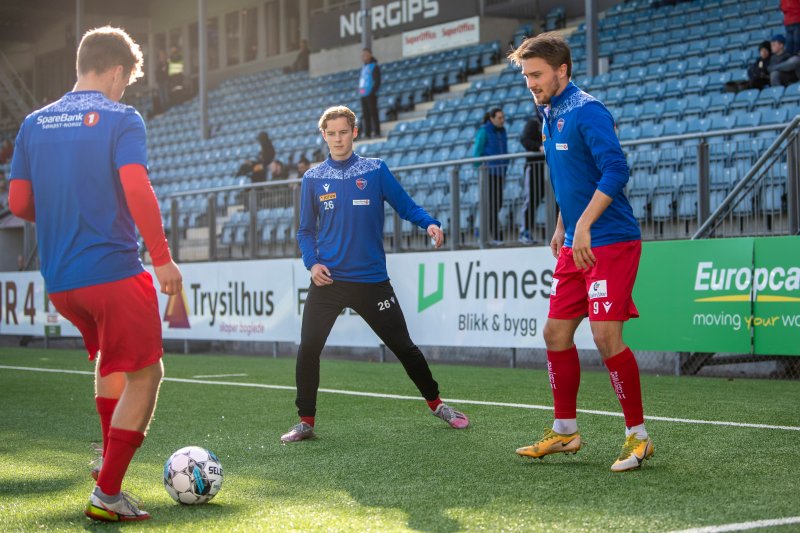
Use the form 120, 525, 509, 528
163, 446, 223, 504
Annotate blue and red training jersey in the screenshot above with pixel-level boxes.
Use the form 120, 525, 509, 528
10, 90, 148, 293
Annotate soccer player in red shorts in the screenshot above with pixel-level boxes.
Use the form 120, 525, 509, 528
9, 27, 182, 519
508, 33, 654, 471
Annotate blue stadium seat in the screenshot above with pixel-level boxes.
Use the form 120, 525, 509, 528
730, 89, 759, 111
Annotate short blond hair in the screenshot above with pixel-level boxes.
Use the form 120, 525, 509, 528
77, 26, 144, 84
318, 106, 357, 131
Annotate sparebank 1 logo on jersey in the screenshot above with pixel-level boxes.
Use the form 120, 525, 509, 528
83, 111, 100, 127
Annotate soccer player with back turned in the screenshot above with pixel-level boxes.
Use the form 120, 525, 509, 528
9, 27, 182, 519
281, 105, 469, 443
508, 33, 654, 471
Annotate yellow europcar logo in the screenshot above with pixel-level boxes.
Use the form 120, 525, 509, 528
319, 193, 336, 201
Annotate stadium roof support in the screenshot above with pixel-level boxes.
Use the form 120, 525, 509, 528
585, 0, 598, 77
198, 0, 209, 140
361, 0, 372, 51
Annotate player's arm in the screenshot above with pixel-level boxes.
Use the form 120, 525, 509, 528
572, 103, 631, 269
381, 163, 443, 248
8, 123, 35, 222
550, 212, 566, 259
8, 180, 35, 221
119, 163, 182, 295
296, 177, 331, 284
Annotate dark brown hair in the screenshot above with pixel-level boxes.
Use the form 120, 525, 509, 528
76, 26, 143, 84
507, 32, 572, 79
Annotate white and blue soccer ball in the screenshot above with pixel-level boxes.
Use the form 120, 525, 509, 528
163, 446, 223, 504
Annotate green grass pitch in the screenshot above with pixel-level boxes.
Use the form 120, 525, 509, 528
1, 347, 798, 532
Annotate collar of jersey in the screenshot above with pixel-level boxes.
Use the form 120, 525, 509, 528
67, 90, 104, 97
326, 152, 358, 170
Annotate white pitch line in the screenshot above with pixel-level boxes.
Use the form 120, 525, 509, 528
1, 364, 799, 432
192, 373, 248, 379
668, 516, 800, 532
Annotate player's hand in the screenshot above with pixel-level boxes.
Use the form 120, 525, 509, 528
310, 263, 333, 286
550, 228, 566, 259
427, 224, 444, 249
154, 260, 183, 295
572, 223, 596, 270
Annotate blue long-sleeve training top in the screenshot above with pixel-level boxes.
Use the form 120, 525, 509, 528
297, 153, 439, 282
539, 82, 641, 247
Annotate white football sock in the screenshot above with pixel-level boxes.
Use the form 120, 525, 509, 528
553, 418, 578, 434
625, 423, 648, 439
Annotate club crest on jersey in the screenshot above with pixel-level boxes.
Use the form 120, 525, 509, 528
557, 118, 565, 132
356, 177, 367, 190
323, 183, 330, 192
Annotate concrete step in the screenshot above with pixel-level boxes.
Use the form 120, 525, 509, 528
186, 226, 211, 241
397, 108, 427, 121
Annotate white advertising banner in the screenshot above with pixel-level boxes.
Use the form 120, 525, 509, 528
1, 249, 596, 349
402, 16, 480, 57
385, 247, 595, 349
0, 271, 80, 337
0, 260, 297, 342
158, 259, 296, 342
292, 262, 381, 347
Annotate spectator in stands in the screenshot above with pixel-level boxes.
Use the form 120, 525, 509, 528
0, 139, 13, 164
286, 39, 310, 73
296, 156, 311, 176
768, 34, 800, 87
168, 45, 184, 91
155, 49, 170, 113
747, 41, 772, 90
236, 131, 275, 183
782, 0, 800, 55
269, 159, 288, 181
472, 107, 509, 244
359, 48, 381, 139
519, 114, 545, 244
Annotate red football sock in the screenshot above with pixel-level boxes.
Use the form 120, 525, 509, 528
300, 416, 315, 427
95, 396, 118, 457
426, 397, 443, 411
547, 345, 581, 419
96, 427, 145, 496
604, 347, 644, 427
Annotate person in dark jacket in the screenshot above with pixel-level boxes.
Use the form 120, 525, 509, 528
358, 48, 381, 138
747, 41, 772, 90
472, 107, 509, 243
768, 34, 799, 87
155, 49, 170, 113
519, 114, 545, 244
237, 131, 275, 183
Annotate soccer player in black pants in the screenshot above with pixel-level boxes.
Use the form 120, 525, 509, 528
281, 106, 469, 443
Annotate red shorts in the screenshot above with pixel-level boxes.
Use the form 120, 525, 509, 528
49, 271, 163, 377
548, 240, 641, 322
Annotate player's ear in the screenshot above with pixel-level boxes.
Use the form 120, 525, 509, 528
353, 126, 359, 140
321, 129, 327, 141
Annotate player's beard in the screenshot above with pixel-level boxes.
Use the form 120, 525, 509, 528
532, 76, 562, 106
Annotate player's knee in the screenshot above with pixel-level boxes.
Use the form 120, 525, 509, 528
543, 322, 570, 349
591, 329, 622, 357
